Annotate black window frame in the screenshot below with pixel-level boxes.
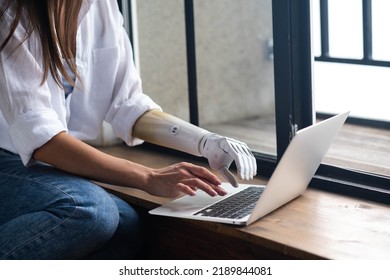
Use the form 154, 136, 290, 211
119, 0, 390, 204
274, 0, 389, 204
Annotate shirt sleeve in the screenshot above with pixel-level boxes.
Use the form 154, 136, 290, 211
0, 13, 67, 166
102, 2, 162, 146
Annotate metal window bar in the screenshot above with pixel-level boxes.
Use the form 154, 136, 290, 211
319, 0, 329, 58
184, 0, 200, 126
315, 0, 390, 67
362, 0, 372, 60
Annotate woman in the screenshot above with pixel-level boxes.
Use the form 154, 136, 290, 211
0, 0, 256, 259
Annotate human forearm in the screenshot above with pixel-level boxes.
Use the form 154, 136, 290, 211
33, 131, 151, 190
33, 131, 225, 198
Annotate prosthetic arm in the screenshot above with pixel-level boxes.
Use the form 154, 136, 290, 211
132, 110, 257, 187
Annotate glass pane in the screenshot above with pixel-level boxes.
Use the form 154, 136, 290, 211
315, 63, 390, 122
312, 1, 390, 177
136, 0, 190, 121
195, 0, 276, 156
328, 0, 363, 59
312, 0, 322, 57
372, 0, 390, 61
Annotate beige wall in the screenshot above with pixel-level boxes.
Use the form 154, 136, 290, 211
136, 0, 274, 125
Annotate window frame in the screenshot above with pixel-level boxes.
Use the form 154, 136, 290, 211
120, 0, 390, 204
274, 0, 389, 204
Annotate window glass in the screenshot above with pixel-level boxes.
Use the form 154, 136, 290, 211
327, 0, 363, 59
136, 0, 190, 121
312, 0, 390, 177
194, 0, 276, 156
372, 0, 390, 61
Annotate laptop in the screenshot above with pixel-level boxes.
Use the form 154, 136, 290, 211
149, 111, 349, 226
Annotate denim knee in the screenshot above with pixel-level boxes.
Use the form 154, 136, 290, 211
85, 194, 143, 259
52, 178, 121, 257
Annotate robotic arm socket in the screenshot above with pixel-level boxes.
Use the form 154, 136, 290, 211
133, 110, 257, 187
133, 110, 211, 156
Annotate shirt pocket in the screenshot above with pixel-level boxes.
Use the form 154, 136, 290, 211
91, 46, 119, 98
93, 46, 119, 65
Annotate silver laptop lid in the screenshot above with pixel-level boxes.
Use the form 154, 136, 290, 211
247, 111, 349, 224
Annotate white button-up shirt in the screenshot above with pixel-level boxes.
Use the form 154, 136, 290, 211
0, 0, 161, 165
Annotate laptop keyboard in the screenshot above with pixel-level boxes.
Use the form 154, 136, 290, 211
194, 186, 264, 219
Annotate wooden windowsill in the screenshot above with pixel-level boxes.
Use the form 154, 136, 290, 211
96, 144, 390, 260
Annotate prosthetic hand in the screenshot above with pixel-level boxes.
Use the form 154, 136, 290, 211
199, 134, 257, 187
133, 110, 257, 187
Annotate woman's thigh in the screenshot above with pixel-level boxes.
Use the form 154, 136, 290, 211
0, 150, 141, 259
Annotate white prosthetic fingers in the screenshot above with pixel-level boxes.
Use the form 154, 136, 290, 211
133, 110, 257, 187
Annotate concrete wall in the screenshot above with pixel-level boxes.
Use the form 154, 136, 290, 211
136, 0, 274, 125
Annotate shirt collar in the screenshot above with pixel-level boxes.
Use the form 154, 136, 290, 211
78, 0, 94, 26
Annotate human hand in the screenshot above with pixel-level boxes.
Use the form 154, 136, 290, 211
145, 162, 227, 198
200, 134, 257, 187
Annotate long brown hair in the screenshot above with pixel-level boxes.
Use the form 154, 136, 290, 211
0, 0, 83, 87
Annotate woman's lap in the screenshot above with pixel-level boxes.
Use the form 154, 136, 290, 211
0, 149, 142, 259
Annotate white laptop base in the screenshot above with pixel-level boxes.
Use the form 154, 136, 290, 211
149, 111, 349, 226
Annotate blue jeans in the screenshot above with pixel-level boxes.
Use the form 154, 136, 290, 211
0, 149, 143, 259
